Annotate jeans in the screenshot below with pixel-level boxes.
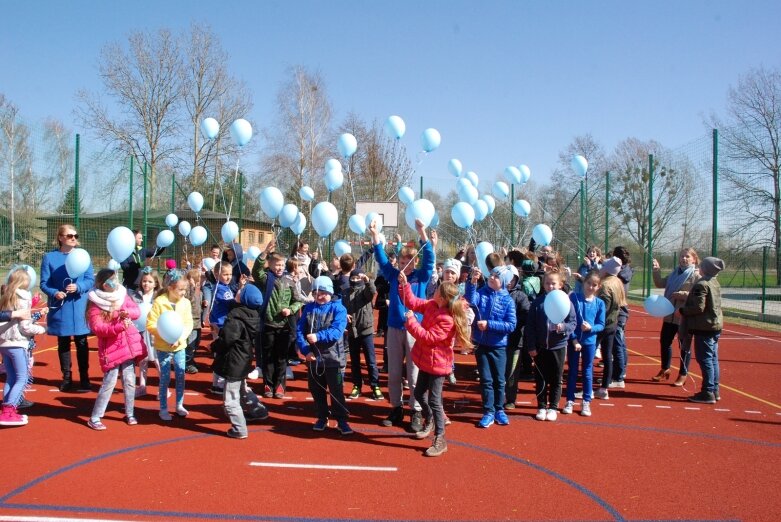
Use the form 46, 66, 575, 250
475, 345, 507, 414
566, 342, 596, 402
157, 349, 186, 410
185, 328, 201, 367
598, 329, 617, 389
660, 321, 692, 375
91, 360, 136, 421
57, 334, 89, 382
386, 327, 419, 411
504, 347, 521, 405
348, 333, 379, 388
694, 332, 720, 394
414, 371, 446, 436
0, 347, 28, 407
612, 309, 629, 381
223, 378, 265, 437
534, 348, 565, 409
202, 282, 213, 325
307, 362, 348, 421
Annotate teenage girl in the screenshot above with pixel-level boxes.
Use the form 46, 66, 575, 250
594, 258, 627, 400
131, 267, 160, 397
563, 271, 605, 417
86, 269, 147, 429
146, 269, 194, 421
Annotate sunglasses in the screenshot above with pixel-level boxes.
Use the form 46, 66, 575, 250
62, 233, 79, 239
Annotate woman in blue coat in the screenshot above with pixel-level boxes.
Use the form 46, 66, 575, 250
40, 224, 94, 392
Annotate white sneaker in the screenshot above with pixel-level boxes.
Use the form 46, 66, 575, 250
535, 408, 547, 421
595, 348, 602, 359
545, 409, 558, 422
581, 402, 592, 417
594, 388, 609, 400
159, 409, 172, 421
248, 367, 260, 380
176, 405, 189, 417
608, 380, 625, 389
562, 401, 574, 415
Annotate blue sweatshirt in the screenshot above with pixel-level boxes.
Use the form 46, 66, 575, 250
464, 282, 517, 348
568, 292, 605, 347
374, 241, 434, 329
209, 281, 235, 328
296, 298, 348, 368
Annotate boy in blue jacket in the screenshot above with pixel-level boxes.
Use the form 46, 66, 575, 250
369, 219, 435, 432
297, 276, 352, 435
465, 264, 517, 429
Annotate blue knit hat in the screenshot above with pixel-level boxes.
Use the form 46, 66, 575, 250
313, 275, 334, 294
239, 284, 263, 310
491, 265, 514, 288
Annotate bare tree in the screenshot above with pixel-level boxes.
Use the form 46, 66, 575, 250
0, 96, 31, 245
711, 66, 781, 278
43, 118, 74, 194
76, 28, 183, 207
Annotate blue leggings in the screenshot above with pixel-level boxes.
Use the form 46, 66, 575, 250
157, 350, 186, 410
1, 347, 28, 407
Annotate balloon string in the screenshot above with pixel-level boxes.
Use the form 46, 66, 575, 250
226, 156, 241, 220
346, 160, 357, 205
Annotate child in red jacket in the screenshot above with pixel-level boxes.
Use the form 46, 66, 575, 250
399, 272, 472, 457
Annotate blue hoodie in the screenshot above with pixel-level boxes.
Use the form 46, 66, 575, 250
464, 280, 517, 348
296, 298, 348, 369
568, 292, 605, 347
374, 241, 434, 329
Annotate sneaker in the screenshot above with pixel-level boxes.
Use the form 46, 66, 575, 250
444, 414, 452, 426
688, 391, 717, 404
424, 435, 448, 457
447, 373, 457, 385
608, 380, 625, 389
247, 367, 260, 380
504, 402, 516, 410
313, 418, 328, 431
125, 416, 138, 426
594, 388, 609, 400
714, 390, 721, 402
209, 386, 225, 396
135, 385, 148, 398
273, 386, 285, 399
226, 427, 248, 439
246, 406, 269, 421
87, 419, 106, 431
495, 410, 510, 425
477, 413, 495, 428
185, 364, 199, 374
403, 378, 409, 390
581, 401, 592, 417
159, 410, 172, 421
573, 391, 584, 399
348, 385, 360, 399
175, 405, 189, 417
263, 385, 273, 398
562, 401, 575, 415
595, 348, 602, 359
337, 420, 354, 436
535, 408, 547, 421
371, 386, 384, 401
546, 409, 558, 422
17, 398, 34, 410
415, 418, 434, 439
410, 411, 424, 432
381, 407, 404, 427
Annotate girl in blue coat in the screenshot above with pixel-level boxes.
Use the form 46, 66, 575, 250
40, 224, 95, 392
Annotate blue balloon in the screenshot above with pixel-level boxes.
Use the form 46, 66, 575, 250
473, 200, 489, 222
187, 191, 204, 213
405, 199, 435, 230
514, 199, 531, 217
334, 240, 351, 257
106, 226, 135, 263
65, 248, 91, 279
571, 155, 588, 178
107, 259, 121, 271
464, 171, 479, 187
399, 186, 415, 205
451, 202, 475, 229
311, 201, 339, 237
156, 310, 184, 344
459, 183, 479, 205
6, 264, 37, 290
246, 246, 261, 261
421, 128, 441, 153
337, 133, 357, 158
133, 302, 151, 331
165, 213, 178, 228
481, 194, 496, 215
385, 115, 406, 139
492, 181, 510, 199
325, 158, 342, 172
365, 212, 383, 232
325, 168, 344, 192
644, 295, 675, 317
278, 204, 299, 228
475, 241, 494, 276
230, 118, 253, 147
532, 223, 553, 246
189, 226, 208, 247
348, 214, 366, 235
156, 229, 175, 248
290, 213, 307, 235
519, 164, 531, 183
430, 212, 440, 228
201, 118, 219, 140
260, 187, 284, 219
178, 220, 191, 237
221, 221, 239, 243
299, 186, 315, 201
448, 158, 463, 178
504, 166, 521, 185
544, 289, 571, 324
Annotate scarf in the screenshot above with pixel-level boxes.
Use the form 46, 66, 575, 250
88, 285, 127, 312
663, 265, 695, 300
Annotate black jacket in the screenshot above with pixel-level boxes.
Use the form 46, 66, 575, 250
211, 303, 258, 380
507, 285, 531, 350
343, 280, 377, 338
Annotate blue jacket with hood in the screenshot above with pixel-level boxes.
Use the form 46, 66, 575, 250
296, 297, 348, 369
464, 279, 517, 348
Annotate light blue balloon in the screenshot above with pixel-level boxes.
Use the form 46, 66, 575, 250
405, 199, 435, 230
133, 302, 151, 331
430, 212, 440, 228
337, 133, 357, 158
459, 183, 479, 205
325, 168, 344, 192
492, 181, 510, 199
187, 191, 204, 213
544, 289, 571, 324
311, 201, 339, 237
644, 295, 675, 317
475, 241, 494, 276
519, 164, 531, 183
334, 240, 351, 257
278, 204, 299, 228
157, 230, 175, 248
571, 155, 588, 178
385, 115, 406, 139
260, 187, 284, 219
473, 200, 489, 222
532, 223, 553, 246
202, 257, 217, 272
246, 246, 261, 261
348, 214, 366, 235
514, 199, 531, 217
221, 221, 239, 243
421, 128, 441, 153
201, 117, 219, 140
165, 213, 178, 228
365, 212, 383, 232
299, 186, 315, 202
157, 310, 184, 344
65, 248, 91, 279
7, 264, 38, 290
504, 166, 521, 185
189, 226, 208, 247
230, 118, 252, 147
481, 194, 496, 215
107, 259, 121, 271
178, 220, 191, 237
448, 158, 463, 178
325, 158, 342, 172
106, 226, 135, 263
451, 202, 475, 229
290, 213, 307, 235
464, 171, 479, 187
398, 186, 415, 205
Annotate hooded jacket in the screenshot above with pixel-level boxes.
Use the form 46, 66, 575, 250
87, 292, 147, 372
507, 285, 531, 350
681, 277, 722, 334
0, 289, 46, 348
212, 304, 260, 380
525, 292, 577, 351
343, 278, 377, 338
296, 298, 348, 368
374, 240, 434, 329
464, 281, 517, 348
568, 292, 606, 347
401, 282, 457, 375
145, 294, 194, 352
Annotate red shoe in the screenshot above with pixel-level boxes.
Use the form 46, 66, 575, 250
0, 404, 28, 426
274, 385, 285, 399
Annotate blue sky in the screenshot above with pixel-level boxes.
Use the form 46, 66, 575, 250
2, 0, 779, 193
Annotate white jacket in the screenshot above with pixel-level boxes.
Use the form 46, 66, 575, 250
0, 289, 46, 348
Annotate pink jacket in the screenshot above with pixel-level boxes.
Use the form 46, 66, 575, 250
87, 295, 147, 373
401, 283, 456, 376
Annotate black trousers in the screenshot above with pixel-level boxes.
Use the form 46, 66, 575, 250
57, 334, 89, 382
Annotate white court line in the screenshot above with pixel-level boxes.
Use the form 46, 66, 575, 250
655, 405, 672, 409
0, 517, 136, 522
715, 408, 731, 412
518, 401, 532, 405
185, 392, 198, 396
684, 407, 701, 411
250, 462, 397, 472
598, 403, 615, 407
722, 327, 781, 344
745, 410, 762, 414
627, 404, 642, 408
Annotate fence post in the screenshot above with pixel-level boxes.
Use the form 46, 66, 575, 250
74, 134, 80, 228
129, 156, 134, 228
170, 174, 175, 213
604, 170, 610, 254
646, 154, 654, 297
419, 176, 423, 199
761, 246, 769, 317
143, 162, 148, 242
712, 128, 719, 256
